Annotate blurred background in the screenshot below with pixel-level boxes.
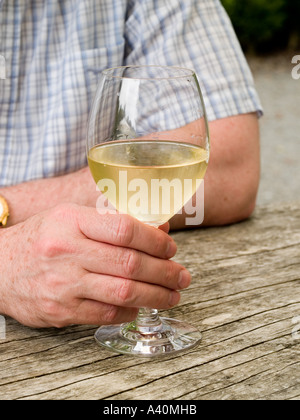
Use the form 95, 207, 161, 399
221, 0, 300, 206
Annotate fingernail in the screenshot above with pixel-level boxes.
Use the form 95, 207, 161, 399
178, 270, 191, 289
166, 240, 177, 259
169, 291, 180, 307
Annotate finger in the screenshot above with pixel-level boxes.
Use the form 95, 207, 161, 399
78, 239, 191, 291
77, 207, 177, 259
79, 273, 181, 310
72, 299, 139, 326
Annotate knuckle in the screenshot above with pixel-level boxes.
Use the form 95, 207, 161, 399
152, 231, 165, 255
36, 233, 76, 260
52, 318, 70, 329
116, 279, 135, 306
34, 204, 79, 259
102, 305, 119, 324
37, 237, 66, 258
164, 260, 175, 286
41, 298, 61, 322
122, 250, 141, 278
114, 214, 135, 247
38, 273, 74, 328
28, 203, 82, 260
40, 298, 73, 328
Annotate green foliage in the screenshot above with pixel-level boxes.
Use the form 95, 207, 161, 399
221, 0, 300, 53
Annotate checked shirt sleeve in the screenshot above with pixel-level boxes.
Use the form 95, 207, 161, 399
123, 0, 263, 122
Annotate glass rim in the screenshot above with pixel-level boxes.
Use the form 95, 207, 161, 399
101, 65, 196, 80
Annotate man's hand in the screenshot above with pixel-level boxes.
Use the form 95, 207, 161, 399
0, 204, 190, 328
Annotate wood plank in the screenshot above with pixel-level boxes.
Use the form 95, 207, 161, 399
0, 202, 299, 400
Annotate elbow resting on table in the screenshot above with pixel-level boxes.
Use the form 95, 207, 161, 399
203, 113, 261, 227
214, 180, 259, 226
205, 151, 260, 226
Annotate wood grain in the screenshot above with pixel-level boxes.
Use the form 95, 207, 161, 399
0, 202, 299, 400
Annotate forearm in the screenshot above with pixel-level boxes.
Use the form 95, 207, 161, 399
1, 166, 97, 226
170, 113, 261, 230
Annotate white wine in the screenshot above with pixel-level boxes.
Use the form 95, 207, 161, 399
88, 140, 208, 226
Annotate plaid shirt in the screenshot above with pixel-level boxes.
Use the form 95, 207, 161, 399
0, 0, 262, 187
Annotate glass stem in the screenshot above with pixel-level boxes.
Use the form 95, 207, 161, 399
135, 224, 163, 334
135, 308, 163, 334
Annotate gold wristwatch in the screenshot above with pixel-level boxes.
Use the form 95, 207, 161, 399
0, 195, 9, 227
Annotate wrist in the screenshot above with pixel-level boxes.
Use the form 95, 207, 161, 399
0, 166, 98, 227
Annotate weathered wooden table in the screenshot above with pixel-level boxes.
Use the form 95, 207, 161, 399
1, 202, 299, 400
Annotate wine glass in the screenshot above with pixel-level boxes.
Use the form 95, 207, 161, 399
86, 65, 209, 357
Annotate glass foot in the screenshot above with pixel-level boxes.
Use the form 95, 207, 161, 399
94, 317, 202, 357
